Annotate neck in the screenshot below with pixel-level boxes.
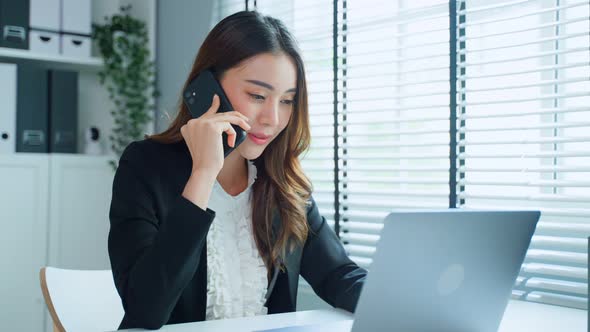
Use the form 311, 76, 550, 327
216, 149, 248, 196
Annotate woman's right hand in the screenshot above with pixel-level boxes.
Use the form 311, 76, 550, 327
180, 94, 251, 177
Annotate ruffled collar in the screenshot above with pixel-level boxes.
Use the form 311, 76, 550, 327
205, 158, 268, 320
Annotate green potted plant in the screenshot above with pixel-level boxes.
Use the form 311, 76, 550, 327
92, 5, 159, 170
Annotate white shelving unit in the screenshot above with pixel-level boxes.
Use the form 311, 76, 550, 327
0, 1, 157, 332
0, 46, 102, 71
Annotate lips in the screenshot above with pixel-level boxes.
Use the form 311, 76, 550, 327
250, 133, 271, 139
248, 132, 271, 145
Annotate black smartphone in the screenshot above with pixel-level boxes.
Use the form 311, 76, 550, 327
182, 69, 247, 158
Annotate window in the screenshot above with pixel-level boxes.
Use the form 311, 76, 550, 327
456, 0, 589, 309
213, 0, 589, 310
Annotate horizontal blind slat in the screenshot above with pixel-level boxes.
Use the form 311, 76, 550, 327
459, 76, 588, 93
457, 61, 589, 80
524, 278, 587, 296
530, 236, 589, 252
459, 1, 588, 28
522, 263, 588, 280
458, 193, 590, 202
458, 17, 588, 42
459, 136, 590, 146
525, 249, 586, 266
523, 291, 587, 310
458, 179, 590, 187
458, 165, 590, 172
457, 47, 588, 67
459, 107, 590, 120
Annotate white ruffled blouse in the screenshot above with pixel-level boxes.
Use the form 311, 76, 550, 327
205, 159, 269, 320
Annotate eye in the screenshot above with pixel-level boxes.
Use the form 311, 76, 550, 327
248, 93, 265, 101
281, 99, 294, 106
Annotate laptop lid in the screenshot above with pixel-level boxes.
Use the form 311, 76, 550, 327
351, 210, 540, 332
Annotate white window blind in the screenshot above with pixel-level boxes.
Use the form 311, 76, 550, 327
213, 0, 589, 311
255, 0, 338, 229
334, 0, 452, 269
456, 0, 590, 310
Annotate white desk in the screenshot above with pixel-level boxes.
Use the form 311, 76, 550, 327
117, 300, 587, 331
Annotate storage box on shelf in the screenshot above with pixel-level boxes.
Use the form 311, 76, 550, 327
61, 0, 92, 58
29, 0, 60, 56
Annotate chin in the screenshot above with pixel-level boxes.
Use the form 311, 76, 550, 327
238, 144, 265, 160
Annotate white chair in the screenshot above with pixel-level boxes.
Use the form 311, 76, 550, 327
39, 267, 124, 332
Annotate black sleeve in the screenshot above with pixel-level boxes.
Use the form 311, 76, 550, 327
108, 142, 216, 329
299, 196, 367, 313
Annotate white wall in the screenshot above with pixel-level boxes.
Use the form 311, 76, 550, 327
155, 0, 214, 133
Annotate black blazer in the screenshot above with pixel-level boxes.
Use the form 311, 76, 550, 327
108, 139, 367, 330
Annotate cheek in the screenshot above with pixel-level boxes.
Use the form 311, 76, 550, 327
262, 110, 292, 145
226, 90, 254, 118
279, 109, 293, 130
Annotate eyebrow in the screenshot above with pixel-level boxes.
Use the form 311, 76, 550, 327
245, 79, 296, 93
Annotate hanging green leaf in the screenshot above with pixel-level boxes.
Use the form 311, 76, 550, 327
92, 5, 159, 171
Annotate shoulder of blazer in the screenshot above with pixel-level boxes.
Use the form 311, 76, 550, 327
119, 139, 157, 167
123, 139, 181, 162
120, 139, 190, 174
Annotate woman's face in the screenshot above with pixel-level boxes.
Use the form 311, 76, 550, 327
220, 52, 297, 160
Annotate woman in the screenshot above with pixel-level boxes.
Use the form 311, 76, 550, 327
108, 10, 366, 330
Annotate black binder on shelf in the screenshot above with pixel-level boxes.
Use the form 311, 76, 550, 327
16, 65, 78, 154
16, 65, 48, 153
0, 0, 30, 49
0, 63, 17, 154
49, 70, 78, 153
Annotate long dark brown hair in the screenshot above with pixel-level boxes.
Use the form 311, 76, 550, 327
148, 11, 312, 272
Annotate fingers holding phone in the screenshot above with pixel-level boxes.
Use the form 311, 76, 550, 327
181, 94, 251, 175
204, 93, 221, 116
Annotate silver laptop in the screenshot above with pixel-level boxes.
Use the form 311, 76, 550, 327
259, 209, 540, 332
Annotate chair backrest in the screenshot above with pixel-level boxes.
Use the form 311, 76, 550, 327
39, 267, 124, 332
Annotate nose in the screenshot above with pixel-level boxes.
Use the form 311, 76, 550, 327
258, 100, 280, 128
